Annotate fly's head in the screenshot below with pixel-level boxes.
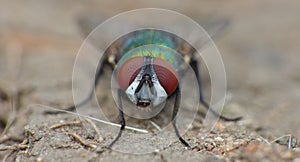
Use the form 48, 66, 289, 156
126, 72, 167, 108
117, 56, 178, 108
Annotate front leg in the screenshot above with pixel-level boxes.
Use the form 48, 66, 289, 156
108, 89, 126, 148
190, 57, 242, 121
172, 85, 190, 147
44, 57, 113, 114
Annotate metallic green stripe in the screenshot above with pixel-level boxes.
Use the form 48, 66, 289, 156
119, 45, 178, 68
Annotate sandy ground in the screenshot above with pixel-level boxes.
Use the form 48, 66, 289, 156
1, 0, 300, 161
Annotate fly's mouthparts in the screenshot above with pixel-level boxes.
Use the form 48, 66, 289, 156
136, 99, 151, 107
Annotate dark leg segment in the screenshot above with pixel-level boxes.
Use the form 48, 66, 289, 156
108, 89, 125, 148
190, 58, 242, 121
172, 86, 190, 147
45, 59, 109, 114
65, 59, 107, 111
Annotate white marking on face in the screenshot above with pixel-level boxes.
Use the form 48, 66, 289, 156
125, 57, 168, 107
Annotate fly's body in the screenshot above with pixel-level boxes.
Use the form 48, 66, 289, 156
100, 29, 239, 147
106, 30, 192, 110
120, 29, 178, 56
108, 29, 194, 68
48, 28, 242, 148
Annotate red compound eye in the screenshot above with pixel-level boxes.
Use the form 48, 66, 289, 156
117, 57, 178, 94
153, 58, 178, 94
117, 57, 144, 90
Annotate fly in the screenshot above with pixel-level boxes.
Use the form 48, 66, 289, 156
46, 28, 242, 148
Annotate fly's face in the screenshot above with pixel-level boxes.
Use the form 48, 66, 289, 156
117, 55, 179, 108
109, 30, 190, 110
108, 30, 188, 119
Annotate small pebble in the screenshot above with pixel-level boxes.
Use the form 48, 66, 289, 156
36, 157, 43, 162
215, 137, 224, 142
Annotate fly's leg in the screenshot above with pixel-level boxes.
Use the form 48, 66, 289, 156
65, 60, 105, 111
190, 58, 242, 121
108, 89, 125, 148
172, 86, 190, 147
44, 58, 111, 114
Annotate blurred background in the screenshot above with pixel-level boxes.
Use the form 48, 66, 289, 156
0, 0, 299, 160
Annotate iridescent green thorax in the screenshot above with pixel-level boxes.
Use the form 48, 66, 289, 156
119, 29, 179, 68
121, 29, 177, 53
118, 45, 178, 69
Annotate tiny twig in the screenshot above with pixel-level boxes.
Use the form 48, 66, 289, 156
65, 132, 97, 149
85, 118, 103, 142
2, 150, 15, 162
0, 144, 28, 151
226, 140, 249, 153
0, 135, 25, 144
0, 139, 28, 162
270, 134, 296, 149
1, 97, 17, 138
150, 120, 162, 131
87, 115, 148, 133
0, 135, 10, 143
0, 145, 15, 151
38, 104, 148, 133
1, 42, 24, 137
49, 120, 81, 129
49, 120, 98, 148
260, 134, 297, 149
20, 138, 28, 145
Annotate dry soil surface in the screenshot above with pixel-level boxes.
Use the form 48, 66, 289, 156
0, 1, 300, 162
